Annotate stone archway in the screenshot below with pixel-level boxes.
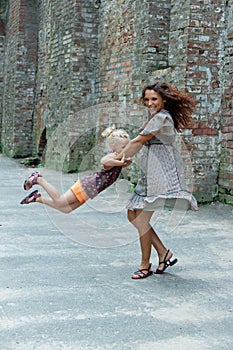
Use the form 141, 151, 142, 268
38, 127, 47, 158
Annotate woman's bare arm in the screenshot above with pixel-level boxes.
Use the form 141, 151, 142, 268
116, 133, 155, 159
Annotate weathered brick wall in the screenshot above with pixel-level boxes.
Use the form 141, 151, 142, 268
185, 0, 227, 202
97, 0, 171, 102
0, 0, 232, 203
1, 0, 20, 156
1, 0, 38, 157
218, 0, 233, 204
34, 0, 99, 171
134, 0, 231, 203
97, 0, 135, 102
32, 0, 50, 154
0, 2, 7, 147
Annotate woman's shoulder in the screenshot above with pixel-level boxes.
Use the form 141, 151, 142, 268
152, 109, 173, 125
154, 109, 171, 119
147, 110, 173, 127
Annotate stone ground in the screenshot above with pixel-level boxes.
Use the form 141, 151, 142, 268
0, 154, 233, 350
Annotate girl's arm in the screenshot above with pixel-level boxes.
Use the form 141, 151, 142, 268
101, 152, 129, 170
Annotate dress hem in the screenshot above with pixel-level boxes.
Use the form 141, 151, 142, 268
126, 191, 198, 211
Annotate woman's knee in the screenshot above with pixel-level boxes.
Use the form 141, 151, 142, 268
127, 210, 143, 229
59, 207, 72, 214
127, 209, 135, 223
128, 211, 152, 231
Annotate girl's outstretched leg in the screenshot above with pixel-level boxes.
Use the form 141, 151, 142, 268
37, 190, 82, 213
23, 172, 70, 203
21, 174, 82, 213
37, 177, 62, 201
20, 188, 82, 213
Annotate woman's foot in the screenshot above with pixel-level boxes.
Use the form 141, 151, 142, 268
20, 190, 41, 204
131, 263, 153, 279
23, 172, 42, 190
154, 249, 178, 274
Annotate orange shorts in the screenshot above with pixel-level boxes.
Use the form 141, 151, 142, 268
71, 179, 89, 204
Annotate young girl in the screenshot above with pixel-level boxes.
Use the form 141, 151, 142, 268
20, 126, 131, 213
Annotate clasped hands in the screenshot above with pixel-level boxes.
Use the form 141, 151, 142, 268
120, 153, 132, 168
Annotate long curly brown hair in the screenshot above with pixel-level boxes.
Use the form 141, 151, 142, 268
141, 82, 196, 132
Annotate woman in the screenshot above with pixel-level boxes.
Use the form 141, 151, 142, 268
117, 82, 198, 279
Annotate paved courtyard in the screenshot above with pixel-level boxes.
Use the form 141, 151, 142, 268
0, 154, 233, 350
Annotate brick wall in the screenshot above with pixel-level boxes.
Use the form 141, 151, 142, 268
97, 0, 135, 102
1, 0, 20, 157
185, 0, 227, 202
0, 0, 233, 203
32, 0, 50, 153
137, 0, 230, 203
1, 0, 38, 157
218, 0, 233, 204
97, 0, 171, 100
0, 2, 7, 147
34, 0, 99, 171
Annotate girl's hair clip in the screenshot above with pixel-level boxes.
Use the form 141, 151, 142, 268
101, 125, 116, 138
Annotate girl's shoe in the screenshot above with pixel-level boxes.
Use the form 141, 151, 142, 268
154, 250, 178, 274
20, 190, 41, 204
23, 172, 42, 190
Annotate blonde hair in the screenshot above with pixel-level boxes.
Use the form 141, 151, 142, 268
101, 125, 129, 145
